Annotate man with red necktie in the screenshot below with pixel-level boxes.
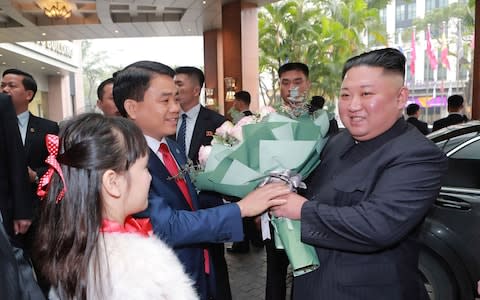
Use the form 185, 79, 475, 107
113, 60, 288, 300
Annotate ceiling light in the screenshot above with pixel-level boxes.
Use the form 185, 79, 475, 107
202, 0, 206, 4
43, 1, 72, 19
21, 61, 26, 64
42, 32, 46, 36
41, 67, 45, 69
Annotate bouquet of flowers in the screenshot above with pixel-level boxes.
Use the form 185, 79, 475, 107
193, 106, 330, 276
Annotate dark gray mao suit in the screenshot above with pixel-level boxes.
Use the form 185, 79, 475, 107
294, 118, 448, 300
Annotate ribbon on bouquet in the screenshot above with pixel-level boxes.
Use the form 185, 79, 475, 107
259, 170, 320, 277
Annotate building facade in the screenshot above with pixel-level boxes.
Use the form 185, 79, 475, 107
0, 40, 84, 122
382, 0, 472, 124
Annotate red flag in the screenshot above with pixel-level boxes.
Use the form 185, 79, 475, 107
441, 23, 450, 70
410, 27, 416, 77
426, 25, 437, 70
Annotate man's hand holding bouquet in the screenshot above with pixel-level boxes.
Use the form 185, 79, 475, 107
192, 101, 330, 276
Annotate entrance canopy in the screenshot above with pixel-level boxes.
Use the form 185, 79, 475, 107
0, 0, 272, 42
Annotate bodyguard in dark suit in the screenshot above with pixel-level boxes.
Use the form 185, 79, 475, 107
174, 67, 226, 163
406, 103, 429, 135
234, 91, 253, 117
432, 94, 468, 131
174, 66, 232, 300
114, 61, 288, 300
271, 48, 448, 300
0, 93, 32, 239
2, 68, 59, 296
228, 90, 262, 254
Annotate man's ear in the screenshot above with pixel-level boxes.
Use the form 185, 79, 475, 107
26, 90, 34, 102
193, 86, 201, 97
397, 86, 409, 110
102, 169, 121, 198
124, 99, 138, 120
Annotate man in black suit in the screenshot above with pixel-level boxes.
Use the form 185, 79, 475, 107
263, 62, 312, 300
234, 91, 253, 116
0, 93, 32, 239
310, 95, 340, 135
271, 48, 447, 299
173, 66, 231, 300
96, 77, 120, 117
228, 90, 264, 254
432, 94, 468, 131
406, 103, 429, 135
2, 69, 59, 295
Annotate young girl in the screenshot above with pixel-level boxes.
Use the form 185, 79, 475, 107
34, 113, 198, 299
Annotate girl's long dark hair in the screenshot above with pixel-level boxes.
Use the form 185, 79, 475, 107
34, 113, 148, 299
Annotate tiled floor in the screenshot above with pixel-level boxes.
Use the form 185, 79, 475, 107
225, 242, 292, 300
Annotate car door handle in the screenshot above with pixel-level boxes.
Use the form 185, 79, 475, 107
435, 196, 472, 210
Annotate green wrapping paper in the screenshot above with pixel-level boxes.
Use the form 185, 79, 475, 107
190, 110, 330, 276
271, 217, 320, 276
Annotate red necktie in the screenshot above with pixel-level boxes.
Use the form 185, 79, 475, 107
158, 143, 210, 274
159, 143, 194, 209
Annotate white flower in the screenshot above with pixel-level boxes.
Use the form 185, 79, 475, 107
259, 106, 276, 119
198, 145, 212, 168
215, 121, 234, 138
229, 115, 256, 142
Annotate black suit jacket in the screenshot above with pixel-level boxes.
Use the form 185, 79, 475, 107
172, 105, 230, 299
0, 94, 32, 236
406, 117, 429, 135
432, 113, 468, 132
187, 106, 226, 164
295, 119, 447, 300
24, 113, 59, 204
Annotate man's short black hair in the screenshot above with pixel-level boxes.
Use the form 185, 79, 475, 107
278, 62, 309, 78
175, 66, 205, 88
2, 68, 38, 101
234, 91, 251, 106
406, 103, 420, 116
447, 94, 464, 109
97, 78, 114, 100
342, 48, 406, 81
113, 61, 175, 118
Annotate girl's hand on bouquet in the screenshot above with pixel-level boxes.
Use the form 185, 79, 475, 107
270, 192, 307, 220
237, 183, 289, 217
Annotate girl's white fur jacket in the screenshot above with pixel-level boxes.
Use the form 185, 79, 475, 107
86, 232, 198, 299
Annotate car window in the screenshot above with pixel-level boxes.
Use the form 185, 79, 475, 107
436, 132, 479, 153
442, 138, 480, 189
450, 139, 480, 160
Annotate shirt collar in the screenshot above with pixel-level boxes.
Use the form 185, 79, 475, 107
181, 103, 201, 119
17, 110, 29, 128
144, 135, 167, 153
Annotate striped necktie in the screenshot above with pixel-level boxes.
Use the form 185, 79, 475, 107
178, 113, 188, 156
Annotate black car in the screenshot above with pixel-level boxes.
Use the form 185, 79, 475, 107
419, 121, 480, 300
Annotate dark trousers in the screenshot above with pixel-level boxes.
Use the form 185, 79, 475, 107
265, 237, 290, 300
209, 243, 232, 300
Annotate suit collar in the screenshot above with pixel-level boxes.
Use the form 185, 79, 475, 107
340, 117, 407, 159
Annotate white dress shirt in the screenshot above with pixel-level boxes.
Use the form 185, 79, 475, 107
17, 110, 30, 145
177, 103, 201, 154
